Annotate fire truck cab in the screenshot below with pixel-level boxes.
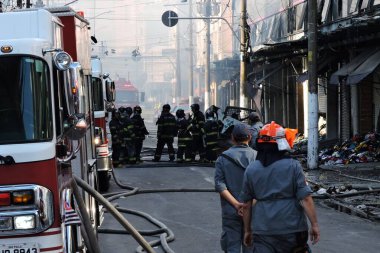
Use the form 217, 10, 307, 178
0, 8, 99, 253
91, 56, 115, 192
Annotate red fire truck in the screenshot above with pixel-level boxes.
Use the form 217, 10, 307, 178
114, 78, 140, 108
0, 7, 101, 253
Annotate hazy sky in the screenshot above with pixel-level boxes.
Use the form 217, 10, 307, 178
68, 0, 183, 55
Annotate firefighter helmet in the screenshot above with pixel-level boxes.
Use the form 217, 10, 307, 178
125, 107, 133, 116
176, 109, 185, 118
118, 106, 125, 113
258, 121, 298, 151
134, 105, 142, 114
190, 103, 200, 112
163, 104, 171, 111
205, 109, 215, 119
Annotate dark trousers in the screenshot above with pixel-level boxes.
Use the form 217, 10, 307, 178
177, 142, 192, 161
154, 138, 175, 161
125, 141, 136, 163
205, 145, 219, 161
252, 231, 308, 253
135, 140, 143, 161
192, 135, 206, 160
112, 144, 121, 165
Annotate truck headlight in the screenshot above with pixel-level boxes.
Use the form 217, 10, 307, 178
54, 51, 72, 70
14, 215, 35, 230
94, 136, 101, 146
0, 217, 13, 230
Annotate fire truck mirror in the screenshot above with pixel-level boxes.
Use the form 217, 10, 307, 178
106, 80, 116, 102
64, 114, 87, 140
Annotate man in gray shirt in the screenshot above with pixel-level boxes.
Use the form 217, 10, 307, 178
215, 123, 257, 253
240, 121, 320, 253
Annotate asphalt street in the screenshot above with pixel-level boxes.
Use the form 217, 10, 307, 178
98, 120, 380, 253
98, 164, 380, 253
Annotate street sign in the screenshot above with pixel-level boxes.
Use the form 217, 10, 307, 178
162, 10, 178, 27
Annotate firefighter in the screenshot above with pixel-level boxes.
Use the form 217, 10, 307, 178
122, 107, 136, 164
153, 104, 177, 162
109, 110, 123, 167
132, 105, 149, 163
176, 109, 192, 163
188, 103, 206, 162
247, 112, 263, 150
204, 108, 222, 162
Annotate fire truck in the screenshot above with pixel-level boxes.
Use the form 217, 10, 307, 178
91, 56, 115, 192
114, 78, 140, 108
0, 7, 101, 253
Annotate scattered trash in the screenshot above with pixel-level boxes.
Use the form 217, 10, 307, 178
317, 188, 327, 195
294, 132, 380, 165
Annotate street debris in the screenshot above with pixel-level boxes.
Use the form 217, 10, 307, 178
293, 132, 380, 165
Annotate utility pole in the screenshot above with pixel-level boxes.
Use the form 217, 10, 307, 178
307, 0, 319, 170
176, 21, 182, 105
188, 0, 194, 105
204, 0, 211, 111
239, 0, 249, 108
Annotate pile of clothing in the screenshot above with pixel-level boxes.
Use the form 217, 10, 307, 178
319, 132, 380, 165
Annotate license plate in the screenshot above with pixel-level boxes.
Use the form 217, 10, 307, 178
0, 242, 39, 253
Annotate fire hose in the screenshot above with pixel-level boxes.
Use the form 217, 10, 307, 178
73, 167, 216, 253
72, 175, 156, 253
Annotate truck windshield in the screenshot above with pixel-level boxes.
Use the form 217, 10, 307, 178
0, 56, 53, 144
117, 90, 139, 104
92, 77, 104, 111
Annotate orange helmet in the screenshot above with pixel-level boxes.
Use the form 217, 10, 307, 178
258, 121, 298, 150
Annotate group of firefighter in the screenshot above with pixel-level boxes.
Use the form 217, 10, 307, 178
109, 105, 149, 166
153, 103, 224, 163
109, 102, 264, 165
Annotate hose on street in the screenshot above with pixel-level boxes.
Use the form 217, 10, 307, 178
97, 166, 216, 253
73, 175, 156, 253
71, 178, 102, 253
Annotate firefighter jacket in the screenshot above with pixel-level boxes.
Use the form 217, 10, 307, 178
122, 116, 135, 144
109, 118, 123, 145
188, 111, 205, 137
157, 112, 177, 139
177, 117, 192, 147
132, 114, 149, 141
204, 119, 221, 148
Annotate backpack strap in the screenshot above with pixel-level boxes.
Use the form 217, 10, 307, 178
219, 153, 246, 170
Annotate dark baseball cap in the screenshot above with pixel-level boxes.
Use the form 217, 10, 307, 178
232, 123, 251, 140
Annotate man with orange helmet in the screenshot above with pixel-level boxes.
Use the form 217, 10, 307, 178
240, 121, 320, 253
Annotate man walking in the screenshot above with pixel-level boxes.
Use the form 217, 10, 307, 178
215, 124, 257, 253
241, 121, 320, 253
153, 104, 177, 162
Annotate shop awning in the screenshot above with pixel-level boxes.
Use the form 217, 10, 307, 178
329, 48, 380, 85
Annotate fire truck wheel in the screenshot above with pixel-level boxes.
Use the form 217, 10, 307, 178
98, 171, 111, 192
